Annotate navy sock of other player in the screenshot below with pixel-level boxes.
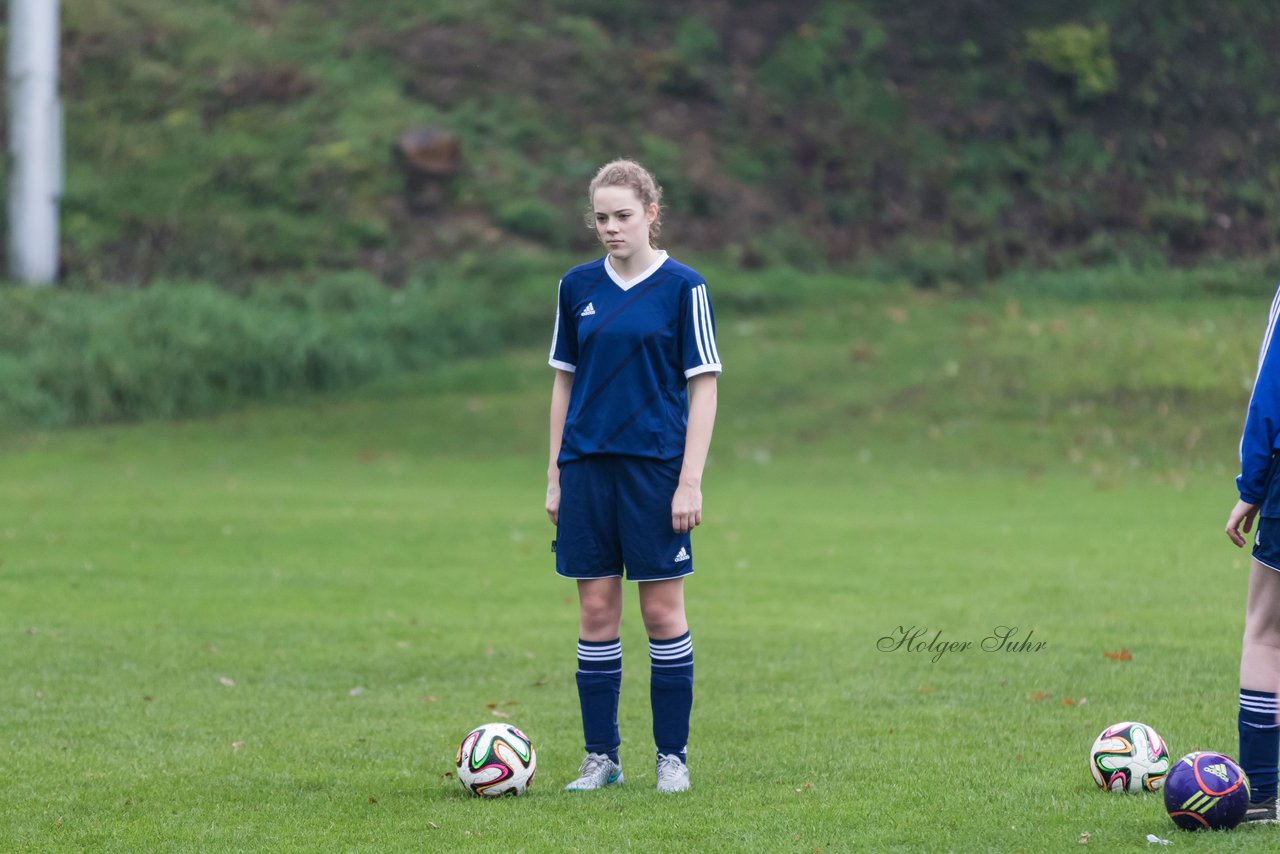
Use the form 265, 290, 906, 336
576, 637, 622, 763
650, 631, 693, 764
1240, 689, 1279, 802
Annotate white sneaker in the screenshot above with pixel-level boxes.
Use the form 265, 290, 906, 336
656, 753, 690, 793
564, 752, 624, 791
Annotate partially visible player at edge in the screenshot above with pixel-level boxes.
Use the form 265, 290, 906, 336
545, 159, 720, 794
1226, 281, 1280, 823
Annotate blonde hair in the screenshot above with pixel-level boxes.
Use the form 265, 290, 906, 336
587, 159, 664, 247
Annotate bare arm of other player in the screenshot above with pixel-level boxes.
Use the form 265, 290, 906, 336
1227, 498, 1260, 548
672, 373, 718, 534
547, 369, 574, 525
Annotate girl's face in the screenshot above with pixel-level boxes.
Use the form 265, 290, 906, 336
592, 185, 656, 262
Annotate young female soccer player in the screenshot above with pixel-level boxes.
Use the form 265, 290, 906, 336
545, 160, 720, 793
1226, 283, 1280, 822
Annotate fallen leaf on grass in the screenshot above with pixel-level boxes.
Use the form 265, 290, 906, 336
368, 796, 378, 804
423, 695, 438, 703
1027, 691, 1051, 702
1104, 649, 1132, 661
1079, 831, 1089, 844
794, 781, 814, 792
491, 709, 510, 718
428, 821, 439, 830
485, 646, 495, 657
349, 686, 365, 697
231, 741, 245, 752
850, 341, 877, 363
218, 676, 236, 687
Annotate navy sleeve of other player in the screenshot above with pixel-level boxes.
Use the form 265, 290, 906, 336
549, 278, 577, 372
680, 280, 722, 379
1238, 283, 1280, 505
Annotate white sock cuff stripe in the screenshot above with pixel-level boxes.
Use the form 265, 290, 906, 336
649, 638, 693, 660
578, 641, 622, 660
1241, 696, 1279, 713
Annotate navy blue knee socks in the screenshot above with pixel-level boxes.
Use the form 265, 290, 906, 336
1240, 689, 1279, 802
649, 631, 694, 764
574, 632, 695, 765
575, 638, 621, 763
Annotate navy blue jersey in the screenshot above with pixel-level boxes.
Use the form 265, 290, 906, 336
1239, 283, 1280, 504
549, 251, 722, 464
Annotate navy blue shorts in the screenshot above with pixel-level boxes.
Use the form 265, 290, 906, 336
1254, 517, 1280, 571
1254, 454, 1280, 571
555, 455, 693, 582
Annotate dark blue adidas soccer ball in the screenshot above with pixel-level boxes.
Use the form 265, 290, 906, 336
1163, 751, 1250, 831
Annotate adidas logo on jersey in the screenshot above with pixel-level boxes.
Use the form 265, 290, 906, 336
580, 303, 596, 317
1204, 762, 1231, 783
674, 547, 690, 563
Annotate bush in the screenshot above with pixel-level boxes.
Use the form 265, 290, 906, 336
494, 199, 566, 246
0, 263, 558, 430
1142, 196, 1210, 250
873, 236, 985, 288
1025, 23, 1118, 102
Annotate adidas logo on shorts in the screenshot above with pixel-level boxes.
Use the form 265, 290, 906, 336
674, 547, 690, 562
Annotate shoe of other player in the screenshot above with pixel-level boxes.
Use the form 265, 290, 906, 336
1246, 796, 1279, 823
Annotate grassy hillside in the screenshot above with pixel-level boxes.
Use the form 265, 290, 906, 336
5, 0, 1279, 286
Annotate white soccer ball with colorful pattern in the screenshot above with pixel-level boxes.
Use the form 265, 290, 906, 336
455, 723, 537, 797
1089, 721, 1170, 793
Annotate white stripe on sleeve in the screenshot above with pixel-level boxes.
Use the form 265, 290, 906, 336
1258, 285, 1280, 374
691, 285, 709, 365
548, 279, 563, 362
697, 284, 720, 364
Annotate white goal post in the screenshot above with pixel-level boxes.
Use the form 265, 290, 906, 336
7, 0, 62, 285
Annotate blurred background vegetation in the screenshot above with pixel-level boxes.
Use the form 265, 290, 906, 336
3, 0, 1279, 427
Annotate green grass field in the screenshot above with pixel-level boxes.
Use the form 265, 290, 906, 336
2, 276, 1278, 851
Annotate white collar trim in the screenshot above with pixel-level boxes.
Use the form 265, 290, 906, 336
605, 250, 668, 291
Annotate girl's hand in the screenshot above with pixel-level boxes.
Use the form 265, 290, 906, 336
546, 475, 561, 525
1227, 499, 1260, 548
671, 482, 702, 534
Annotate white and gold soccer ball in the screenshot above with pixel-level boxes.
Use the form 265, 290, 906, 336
1089, 721, 1170, 793
455, 723, 537, 797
